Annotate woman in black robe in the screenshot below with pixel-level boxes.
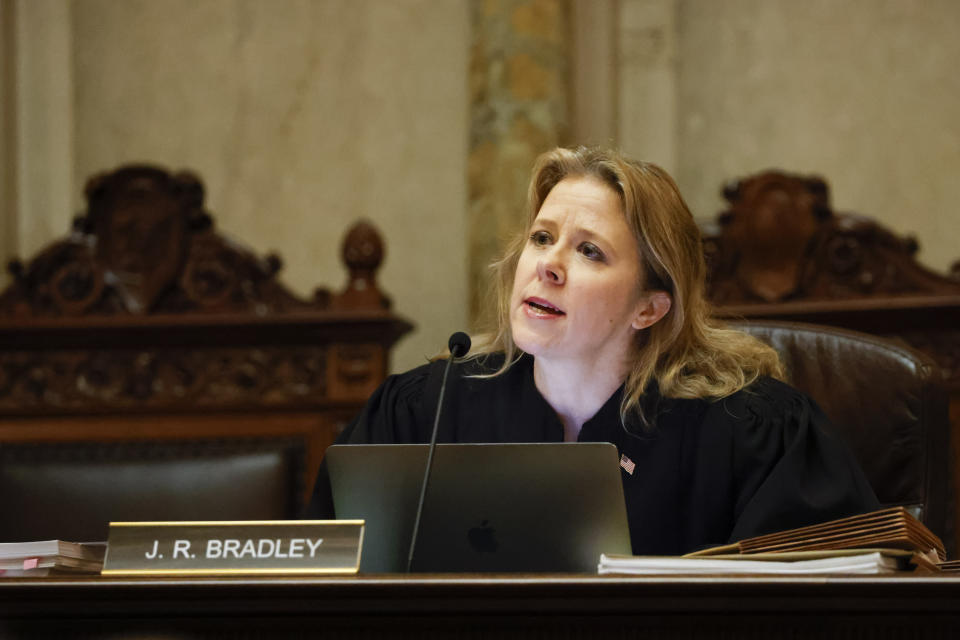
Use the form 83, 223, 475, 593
305, 147, 878, 555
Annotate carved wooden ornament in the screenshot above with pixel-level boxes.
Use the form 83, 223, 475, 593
705, 170, 960, 305
0, 165, 394, 317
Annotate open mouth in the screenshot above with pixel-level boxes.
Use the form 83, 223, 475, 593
525, 298, 565, 315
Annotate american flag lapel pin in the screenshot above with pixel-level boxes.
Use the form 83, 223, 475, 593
619, 453, 635, 475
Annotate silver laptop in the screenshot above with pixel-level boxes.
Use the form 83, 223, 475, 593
325, 442, 632, 573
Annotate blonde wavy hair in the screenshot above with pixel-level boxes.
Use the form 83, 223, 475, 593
470, 146, 782, 421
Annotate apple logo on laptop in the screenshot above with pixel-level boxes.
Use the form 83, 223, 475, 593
467, 519, 498, 553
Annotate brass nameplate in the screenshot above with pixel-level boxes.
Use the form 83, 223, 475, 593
101, 520, 363, 576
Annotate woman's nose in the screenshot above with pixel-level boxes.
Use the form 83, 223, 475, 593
536, 254, 565, 284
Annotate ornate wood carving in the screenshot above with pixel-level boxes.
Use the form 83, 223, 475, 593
0, 164, 411, 407
704, 170, 960, 305
0, 164, 413, 509
0, 165, 395, 317
0, 346, 327, 415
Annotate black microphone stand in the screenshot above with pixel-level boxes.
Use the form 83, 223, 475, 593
405, 332, 471, 573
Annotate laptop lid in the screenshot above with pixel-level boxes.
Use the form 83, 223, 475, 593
325, 442, 632, 573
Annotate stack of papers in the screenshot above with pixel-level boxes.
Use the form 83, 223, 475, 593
0, 540, 105, 577
598, 549, 913, 575
599, 507, 949, 576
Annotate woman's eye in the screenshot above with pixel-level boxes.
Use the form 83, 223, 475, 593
579, 242, 605, 261
529, 230, 552, 246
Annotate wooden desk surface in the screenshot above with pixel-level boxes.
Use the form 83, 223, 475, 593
3, 573, 960, 639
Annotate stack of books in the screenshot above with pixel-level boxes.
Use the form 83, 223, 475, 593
600, 507, 946, 575
0, 540, 106, 577
687, 506, 944, 567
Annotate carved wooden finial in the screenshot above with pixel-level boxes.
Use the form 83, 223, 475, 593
333, 220, 390, 310
342, 220, 384, 273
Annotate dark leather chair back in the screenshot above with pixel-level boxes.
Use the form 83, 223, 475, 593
0, 438, 304, 542
733, 320, 951, 548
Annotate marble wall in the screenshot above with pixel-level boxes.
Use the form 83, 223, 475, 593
70, 0, 469, 372
673, 0, 960, 273
594, 0, 959, 273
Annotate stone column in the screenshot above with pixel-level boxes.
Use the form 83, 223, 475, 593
0, 0, 16, 286
0, 0, 75, 289
569, 0, 619, 147
617, 0, 678, 175
467, 0, 570, 321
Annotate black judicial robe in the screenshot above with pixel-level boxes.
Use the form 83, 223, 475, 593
305, 353, 879, 555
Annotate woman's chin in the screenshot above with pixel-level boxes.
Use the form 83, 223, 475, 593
511, 326, 555, 358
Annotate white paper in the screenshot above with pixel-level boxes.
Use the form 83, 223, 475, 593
598, 551, 903, 575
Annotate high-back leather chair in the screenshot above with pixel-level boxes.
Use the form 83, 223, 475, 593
0, 437, 305, 542
733, 320, 952, 551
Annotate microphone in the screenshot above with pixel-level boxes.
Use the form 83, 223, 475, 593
405, 331, 472, 572
447, 331, 472, 359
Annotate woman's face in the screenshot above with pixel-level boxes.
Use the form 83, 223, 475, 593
510, 176, 657, 366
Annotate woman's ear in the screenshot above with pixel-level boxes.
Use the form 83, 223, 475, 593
631, 291, 672, 330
